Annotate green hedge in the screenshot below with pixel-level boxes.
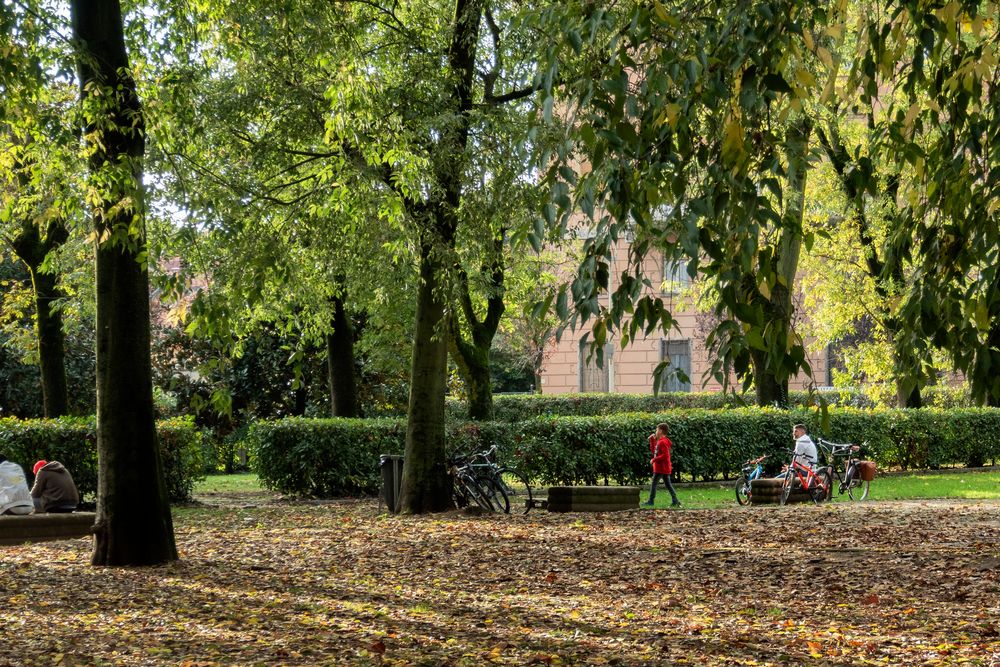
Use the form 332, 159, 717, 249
250, 407, 1000, 496
441, 386, 976, 421
445, 390, 876, 422
0, 417, 204, 502
249, 418, 517, 497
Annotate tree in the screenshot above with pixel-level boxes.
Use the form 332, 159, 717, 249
155, 0, 544, 511
2, 137, 71, 416
72, 0, 177, 565
535, 0, 829, 405
852, 1, 1000, 406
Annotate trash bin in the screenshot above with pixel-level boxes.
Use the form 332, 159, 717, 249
380, 455, 404, 513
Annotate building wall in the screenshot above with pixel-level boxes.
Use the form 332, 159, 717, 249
538, 245, 829, 394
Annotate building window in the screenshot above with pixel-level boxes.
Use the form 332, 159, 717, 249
660, 339, 692, 392
662, 256, 691, 293
579, 341, 612, 392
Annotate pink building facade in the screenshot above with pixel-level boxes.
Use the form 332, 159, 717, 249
538, 247, 830, 395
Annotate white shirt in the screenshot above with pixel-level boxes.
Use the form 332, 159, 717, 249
793, 434, 818, 470
0, 461, 34, 515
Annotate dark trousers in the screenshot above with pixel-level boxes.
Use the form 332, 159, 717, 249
648, 473, 679, 504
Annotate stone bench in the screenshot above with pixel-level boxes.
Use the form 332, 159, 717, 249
749, 478, 815, 505
546, 486, 640, 512
0, 513, 96, 546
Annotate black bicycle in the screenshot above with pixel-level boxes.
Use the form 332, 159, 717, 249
450, 453, 508, 512
468, 445, 534, 515
817, 439, 871, 501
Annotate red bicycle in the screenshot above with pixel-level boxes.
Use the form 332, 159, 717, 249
779, 449, 832, 506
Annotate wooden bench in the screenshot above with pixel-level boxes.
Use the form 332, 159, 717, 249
0, 513, 96, 546
546, 486, 640, 512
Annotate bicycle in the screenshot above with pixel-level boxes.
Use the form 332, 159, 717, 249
817, 439, 871, 501
779, 449, 832, 506
734, 454, 768, 506
467, 445, 534, 515
450, 453, 508, 513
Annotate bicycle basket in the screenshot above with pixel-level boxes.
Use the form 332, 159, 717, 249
857, 461, 877, 482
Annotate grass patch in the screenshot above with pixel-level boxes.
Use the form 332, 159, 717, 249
642, 468, 1000, 509
194, 473, 262, 494
192, 468, 999, 509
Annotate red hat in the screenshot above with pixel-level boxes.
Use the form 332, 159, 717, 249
33, 460, 47, 475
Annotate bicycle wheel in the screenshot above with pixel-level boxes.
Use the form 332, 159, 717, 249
813, 468, 833, 504
735, 474, 751, 506
497, 467, 533, 514
460, 472, 496, 511
848, 479, 870, 501
780, 474, 795, 506
478, 474, 511, 513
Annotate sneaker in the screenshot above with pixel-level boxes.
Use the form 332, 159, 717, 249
641, 501, 654, 507
670, 501, 682, 508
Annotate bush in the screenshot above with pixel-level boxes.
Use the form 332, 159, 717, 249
250, 407, 1000, 496
444, 389, 874, 422
251, 418, 406, 497
250, 418, 518, 497
0, 416, 204, 502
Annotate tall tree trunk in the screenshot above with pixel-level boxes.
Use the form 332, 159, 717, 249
400, 224, 453, 513
73, 0, 177, 566
9, 146, 70, 417
33, 269, 69, 417
400, 0, 483, 512
449, 238, 505, 421
752, 117, 811, 407
9, 220, 70, 417
327, 294, 358, 417
450, 332, 493, 420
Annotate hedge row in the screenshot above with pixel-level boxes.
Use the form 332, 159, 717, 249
0, 417, 204, 502
444, 386, 973, 422
250, 407, 1000, 496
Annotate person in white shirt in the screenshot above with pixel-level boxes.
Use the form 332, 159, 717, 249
0, 455, 35, 515
791, 423, 819, 471
774, 424, 819, 479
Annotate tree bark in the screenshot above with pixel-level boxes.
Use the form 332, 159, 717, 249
33, 269, 69, 417
73, 0, 177, 566
8, 142, 71, 417
449, 239, 505, 421
400, 220, 454, 513
400, 0, 483, 512
327, 293, 358, 417
9, 216, 70, 417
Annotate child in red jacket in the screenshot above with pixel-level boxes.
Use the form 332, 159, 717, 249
642, 422, 681, 507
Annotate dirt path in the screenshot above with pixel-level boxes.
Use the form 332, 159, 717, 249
1, 498, 997, 665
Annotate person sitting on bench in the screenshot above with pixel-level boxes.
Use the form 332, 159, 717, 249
0, 455, 35, 516
30, 460, 79, 514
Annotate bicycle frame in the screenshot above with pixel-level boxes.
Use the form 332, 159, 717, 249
780, 452, 831, 505
818, 440, 861, 496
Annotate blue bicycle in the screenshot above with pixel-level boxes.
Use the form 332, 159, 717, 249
735, 455, 768, 505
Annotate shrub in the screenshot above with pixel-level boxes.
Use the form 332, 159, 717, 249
251, 418, 407, 497
250, 418, 519, 497
249, 408, 1000, 496
444, 389, 873, 422
0, 417, 204, 502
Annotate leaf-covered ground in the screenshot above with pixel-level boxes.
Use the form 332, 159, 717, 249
1, 495, 998, 666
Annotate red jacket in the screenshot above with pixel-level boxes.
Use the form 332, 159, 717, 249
649, 435, 673, 475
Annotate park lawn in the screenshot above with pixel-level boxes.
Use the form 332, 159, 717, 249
642, 468, 1000, 509
195, 472, 262, 494
194, 469, 1000, 510
2, 495, 998, 665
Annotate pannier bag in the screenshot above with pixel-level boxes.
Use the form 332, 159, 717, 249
857, 461, 877, 482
